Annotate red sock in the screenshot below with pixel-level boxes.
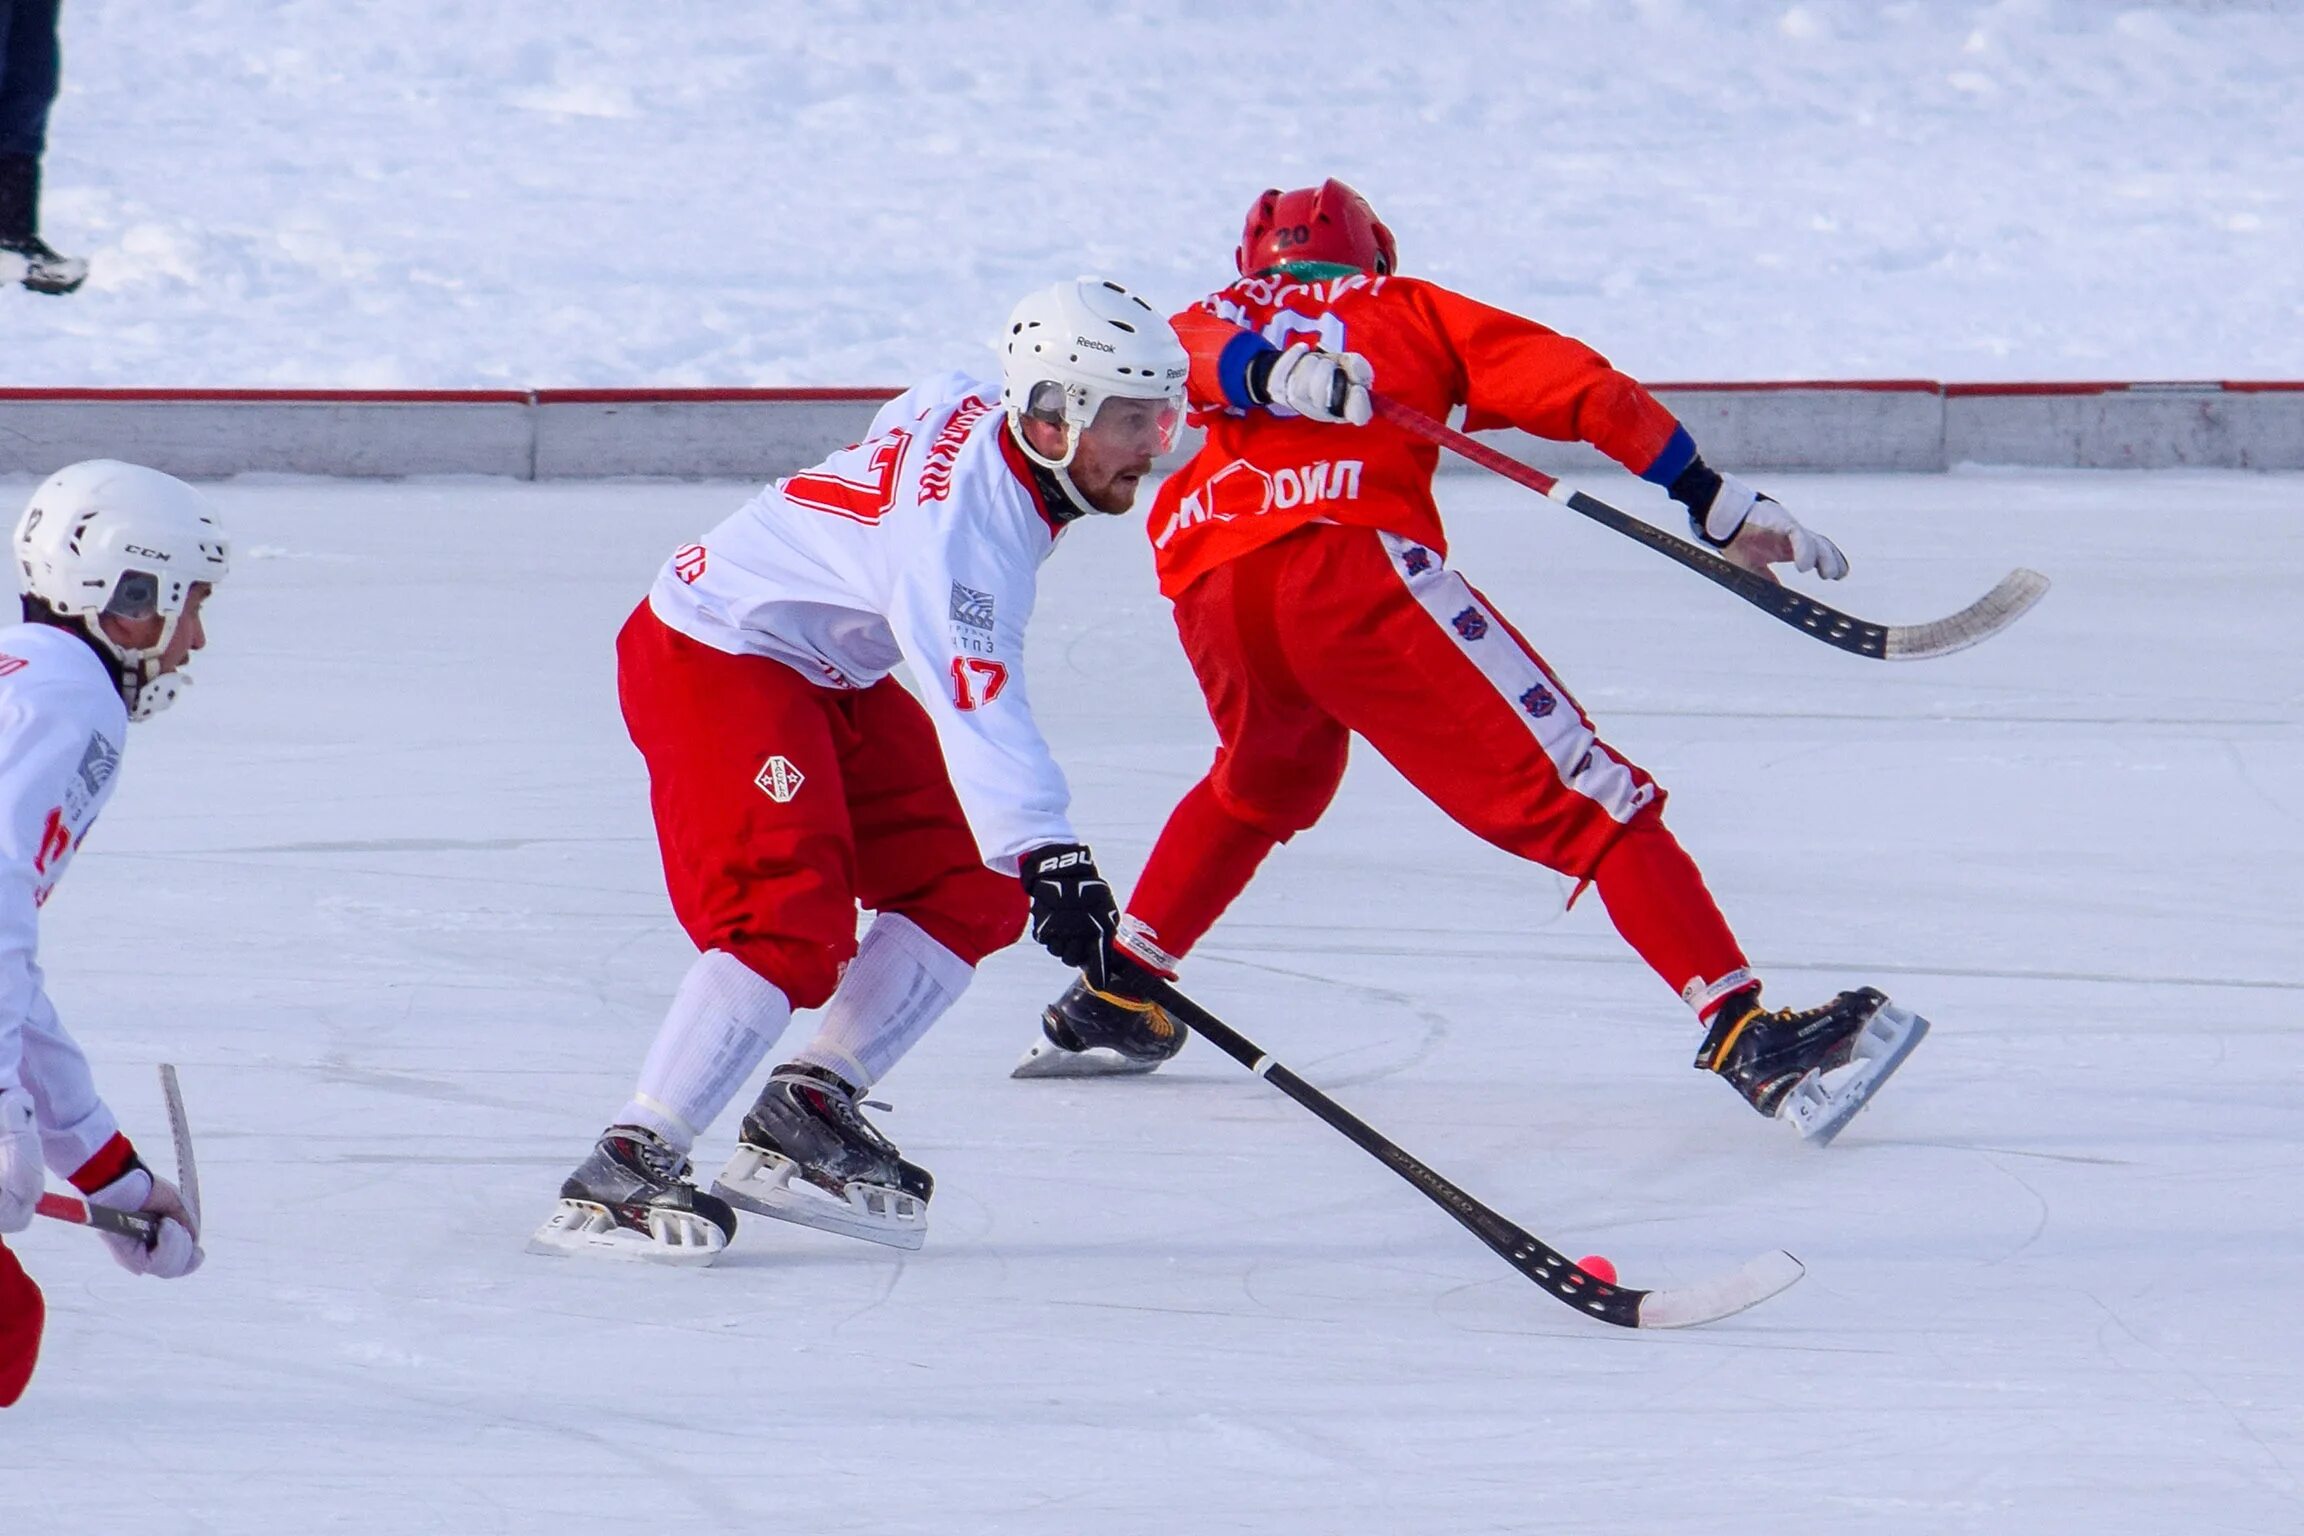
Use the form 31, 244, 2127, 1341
1122, 779, 1282, 969
0, 1238, 44, 1409
1591, 817, 1755, 1019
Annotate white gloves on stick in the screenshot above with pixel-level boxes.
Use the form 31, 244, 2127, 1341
1691, 471, 1849, 581
89, 1164, 203, 1279
1263, 343, 1373, 425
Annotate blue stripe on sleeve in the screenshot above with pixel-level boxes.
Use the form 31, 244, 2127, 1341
1217, 331, 1278, 410
1640, 424, 1698, 486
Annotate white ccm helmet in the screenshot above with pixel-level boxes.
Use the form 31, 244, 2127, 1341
1000, 276, 1188, 514
14, 460, 231, 720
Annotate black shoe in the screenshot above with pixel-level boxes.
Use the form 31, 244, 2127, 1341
529, 1124, 738, 1262
1041, 975, 1188, 1063
0, 156, 87, 295
560, 1124, 738, 1235
1, 233, 87, 295
1695, 986, 1889, 1118
735, 1063, 932, 1206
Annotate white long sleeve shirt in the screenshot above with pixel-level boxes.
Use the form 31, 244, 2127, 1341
0, 622, 128, 1177
648, 373, 1079, 872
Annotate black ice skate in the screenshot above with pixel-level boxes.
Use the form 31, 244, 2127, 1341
1011, 974, 1189, 1079
1695, 985, 1930, 1147
710, 1064, 932, 1250
528, 1124, 738, 1266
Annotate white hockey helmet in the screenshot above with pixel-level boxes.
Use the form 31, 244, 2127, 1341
14, 459, 231, 719
1001, 276, 1188, 511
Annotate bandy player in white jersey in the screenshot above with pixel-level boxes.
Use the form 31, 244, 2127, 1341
1, 461, 222, 1407
532, 278, 1189, 1265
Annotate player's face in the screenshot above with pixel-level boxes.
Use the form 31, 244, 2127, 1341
157, 585, 213, 674
103, 584, 212, 673
1069, 394, 1182, 514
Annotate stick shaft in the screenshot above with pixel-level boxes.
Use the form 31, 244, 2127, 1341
1372, 393, 1898, 657
34, 1190, 162, 1242
1135, 974, 1646, 1326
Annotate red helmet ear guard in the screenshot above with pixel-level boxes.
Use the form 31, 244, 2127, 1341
1235, 178, 1397, 277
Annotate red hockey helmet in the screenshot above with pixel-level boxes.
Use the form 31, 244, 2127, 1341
1235, 179, 1398, 278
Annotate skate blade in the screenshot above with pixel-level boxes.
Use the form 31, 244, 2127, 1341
1010, 1034, 1166, 1080
1783, 1002, 1931, 1147
711, 1147, 927, 1252
525, 1199, 727, 1268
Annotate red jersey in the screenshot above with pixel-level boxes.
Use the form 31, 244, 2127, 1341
1147, 272, 1695, 599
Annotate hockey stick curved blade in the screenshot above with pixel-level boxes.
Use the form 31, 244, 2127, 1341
1882, 568, 2050, 660
1632, 1249, 1806, 1329
159, 1063, 200, 1228
1470, 1208, 1803, 1328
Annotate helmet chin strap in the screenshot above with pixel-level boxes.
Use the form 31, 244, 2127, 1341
88, 608, 188, 720
1007, 414, 1105, 522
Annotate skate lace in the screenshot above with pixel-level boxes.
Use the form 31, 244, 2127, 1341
821, 1086, 900, 1155
618, 1129, 691, 1183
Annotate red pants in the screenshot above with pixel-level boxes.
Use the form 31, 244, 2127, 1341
0, 1237, 41, 1408
618, 603, 1027, 1010
1127, 524, 1751, 1014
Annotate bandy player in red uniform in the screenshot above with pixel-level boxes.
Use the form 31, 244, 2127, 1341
531, 278, 1188, 1264
1018, 182, 1927, 1146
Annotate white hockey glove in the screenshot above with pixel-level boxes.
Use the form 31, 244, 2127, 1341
89, 1161, 203, 1279
1671, 459, 1848, 582
1254, 343, 1374, 426
0, 1088, 39, 1235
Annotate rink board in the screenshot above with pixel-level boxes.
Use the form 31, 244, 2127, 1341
3, 382, 2302, 479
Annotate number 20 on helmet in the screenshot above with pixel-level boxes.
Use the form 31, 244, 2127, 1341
1235, 178, 1398, 278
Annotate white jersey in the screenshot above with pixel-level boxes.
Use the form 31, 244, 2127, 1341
0, 623, 127, 1175
648, 372, 1078, 870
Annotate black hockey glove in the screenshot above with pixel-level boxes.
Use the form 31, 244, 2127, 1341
1021, 842, 1121, 987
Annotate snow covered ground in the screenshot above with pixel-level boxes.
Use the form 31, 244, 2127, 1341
5, 465, 2298, 1533
10, 1, 2304, 387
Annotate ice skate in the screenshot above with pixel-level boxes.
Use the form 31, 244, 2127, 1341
1695, 985, 1929, 1147
711, 1064, 932, 1250
528, 1124, 736, 1266
1, 234, 87, 296
1012, 974, 1188, 1079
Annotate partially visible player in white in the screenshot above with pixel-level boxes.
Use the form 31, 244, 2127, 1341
0, 460, 223, 1407
530, 278, 1188, 1265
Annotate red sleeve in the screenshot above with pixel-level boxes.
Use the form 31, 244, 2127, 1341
1171, 305, 1270, 412
1414, 285, 1683, 476
68, 1131, 139, 1194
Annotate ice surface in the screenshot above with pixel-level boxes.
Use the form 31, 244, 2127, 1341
9, 1, 2304, 385
3, 465, 2297, 1532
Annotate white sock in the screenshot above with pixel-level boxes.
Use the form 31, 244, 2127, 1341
615, 950, 793, 1153
791, 913, 973, 1090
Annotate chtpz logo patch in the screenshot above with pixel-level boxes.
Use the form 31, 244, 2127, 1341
64, 731, 121, 819
0, 653, 25, 677
674, 544, 709, 584
949, 582, 995, 632
754, 755, 805, 803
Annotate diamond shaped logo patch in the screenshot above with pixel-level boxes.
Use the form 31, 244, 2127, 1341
755, 755, 805, 803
